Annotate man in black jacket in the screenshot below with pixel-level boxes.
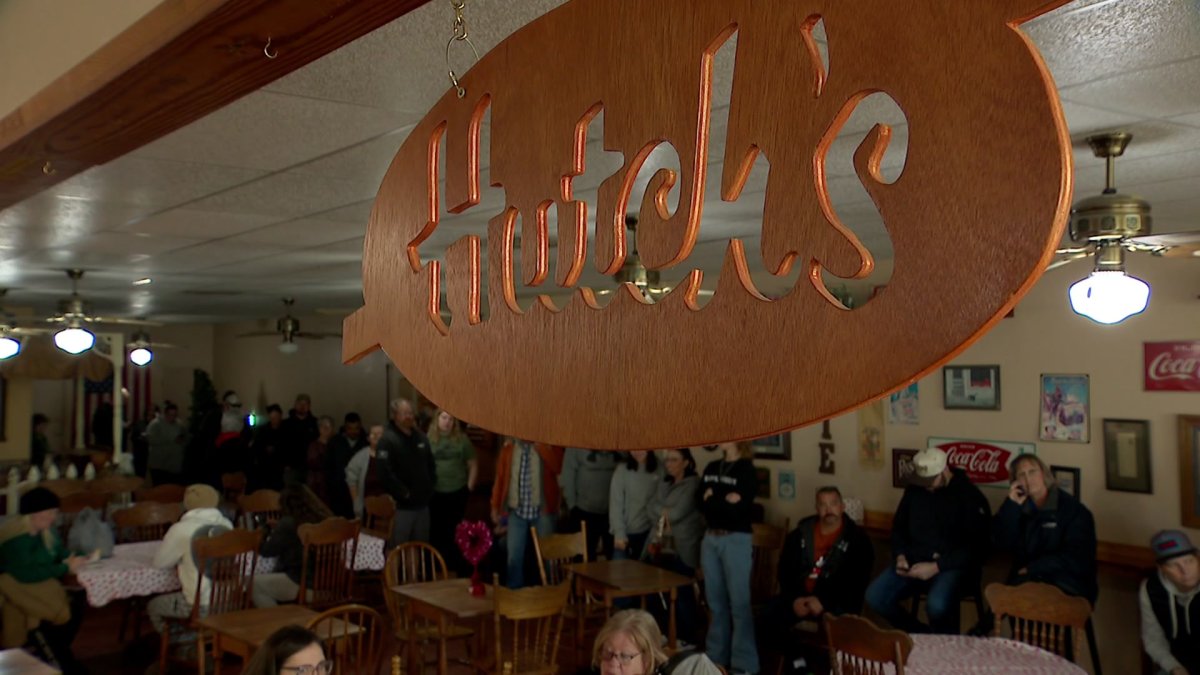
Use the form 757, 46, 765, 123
993, 454, 1097, 603
866, 447, 990, 634
1140, 530, 1200, 675
281, 393, 319, 485
764, 486, 873, 662
377, 398, 436, 545
325, 412, 367, 518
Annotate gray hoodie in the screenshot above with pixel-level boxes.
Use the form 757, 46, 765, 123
560, 448, 620, 514
609, 460, 663, 541
646, 474, 703, 569
1140, 569, 1200, 673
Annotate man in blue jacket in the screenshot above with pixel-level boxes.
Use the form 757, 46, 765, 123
993, 454, 1097, 603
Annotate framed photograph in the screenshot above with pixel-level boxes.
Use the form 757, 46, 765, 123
754, 466, 771, 500
1040, 374, 1090, 442
1050, 465, 1081, 498
888, 383, 919, 425
1180, 415, 1200, 529
942, 365, 1001, 410
892, 448, 919, 488
752, 433, 792, 461
1103, 419, 1152, 494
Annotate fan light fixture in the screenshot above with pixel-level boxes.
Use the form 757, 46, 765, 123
278, 339, 300, 355
1068, 243, 1149, 324
0, 336, 20, 360
129, 347, 153, 366
54, 325, 95, 354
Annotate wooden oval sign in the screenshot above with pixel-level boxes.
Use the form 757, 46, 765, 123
345, 0, 1072, 449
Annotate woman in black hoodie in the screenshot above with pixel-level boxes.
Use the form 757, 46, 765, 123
699, 441, 758, 675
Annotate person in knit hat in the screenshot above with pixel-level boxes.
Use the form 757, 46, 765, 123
147, 484, 232, 643
0, 487, 88, 673
1140, 530, 1199, 674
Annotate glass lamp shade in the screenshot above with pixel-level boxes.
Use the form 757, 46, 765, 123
54, 326, 96, 354
1068, 270, 1150, 325
278, 340, 300, 355
129, 347, 153, 366
0, 336, 20, 360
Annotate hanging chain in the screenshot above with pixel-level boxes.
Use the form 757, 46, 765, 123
445, 0, 479, 98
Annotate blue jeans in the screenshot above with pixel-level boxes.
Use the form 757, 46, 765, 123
506, 511, 556, 589
702, 532, 758, 674
865, 565, 967, 634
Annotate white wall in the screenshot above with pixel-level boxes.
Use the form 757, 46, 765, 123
729, 254, 1200, 547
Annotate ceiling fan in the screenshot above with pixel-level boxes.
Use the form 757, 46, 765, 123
596, 216, 717, 300
236, 298, 342, 354
1049, 132, 1200, 324
0, 290, 51, 360
44, 269, 159, 354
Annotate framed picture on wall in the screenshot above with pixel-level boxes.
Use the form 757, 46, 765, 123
752, 433, 792, 461
892, 448, 919, 488
1050, 465, 1081, 498
1039, 374, 1090, 442
942, 365, 1001, 410
1180, 415, 1200, 529
1104, 419, 1152, 494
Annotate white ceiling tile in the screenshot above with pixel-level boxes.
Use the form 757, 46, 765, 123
136, 242, 291, 273
1027, 0, 1200, 88
0, 194, 152, 234
120, 209, 283, 239
1060, 57, 1200, 118
65, 232, 201, 256
223, 218, 366, 248
11, 246, 153, 269
44, 155, 268, 208
288, 130, 409, 187
132, 91, 414, 171
187, 172, 380, 218
314, 199, 375, 224
1060, 101, 1142, 136
1169, 111, 1200, 128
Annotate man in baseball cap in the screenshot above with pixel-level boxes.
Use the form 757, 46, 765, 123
865, 447, 990, 634
1140, 530, 1199, 674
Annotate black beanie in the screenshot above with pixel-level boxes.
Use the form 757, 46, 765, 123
20, 487, 61, 515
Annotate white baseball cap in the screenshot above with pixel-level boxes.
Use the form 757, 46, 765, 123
907, 447, 948, 487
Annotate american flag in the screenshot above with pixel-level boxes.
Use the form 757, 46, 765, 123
77, 362, 153, 448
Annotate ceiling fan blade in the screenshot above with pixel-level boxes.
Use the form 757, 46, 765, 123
295, 331, 343, 339
235, 331, 281, 338
91, 316, 162, 327
1045, 252, 1091, 271
1128, 232, 1200, 258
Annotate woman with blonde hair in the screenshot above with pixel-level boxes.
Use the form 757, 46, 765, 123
427, 408, 477, 573
588, 609, 721, 675
699, 440, 759, 675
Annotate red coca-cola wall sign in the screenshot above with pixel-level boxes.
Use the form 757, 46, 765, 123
928, 437, 1037, 487
1144, 341, 1200, 392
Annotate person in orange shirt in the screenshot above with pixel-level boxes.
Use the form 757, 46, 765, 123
490, 439, 564, 588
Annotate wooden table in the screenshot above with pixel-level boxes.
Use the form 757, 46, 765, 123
0, 649, 60, 675
199, 605, 319, 675
392, 578, 493, 675
566, 559, 693, 649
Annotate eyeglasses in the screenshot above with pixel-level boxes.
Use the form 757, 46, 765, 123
600, 650, 642, 666
281, 660, 334, 675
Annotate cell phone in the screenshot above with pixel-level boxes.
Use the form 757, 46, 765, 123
1014, 485, 1027, 497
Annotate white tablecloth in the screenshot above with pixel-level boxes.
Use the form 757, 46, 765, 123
899, 635, 1087, 674
77, 532, 387, 607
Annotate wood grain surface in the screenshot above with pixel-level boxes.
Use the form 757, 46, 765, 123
0, 0, 434, 209
346, 0, 1074, 449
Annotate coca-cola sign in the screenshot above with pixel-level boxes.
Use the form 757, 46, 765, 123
928, 437, 1037, 487
1144, 341, 1200, 392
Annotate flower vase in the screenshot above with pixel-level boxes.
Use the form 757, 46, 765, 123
469, 565, 485, 597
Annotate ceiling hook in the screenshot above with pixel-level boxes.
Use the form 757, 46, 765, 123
264, 37, 278, 59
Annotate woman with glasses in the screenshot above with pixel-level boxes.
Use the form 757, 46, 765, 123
587, 610, 721, 675
242, 625, 332, 675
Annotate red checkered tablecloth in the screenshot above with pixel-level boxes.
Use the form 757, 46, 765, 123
900, 635, 1087, 674
78, 533, 387, 607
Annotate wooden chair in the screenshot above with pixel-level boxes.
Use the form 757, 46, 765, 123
88, 475, 145, 501
112, 501, 183, 543
221, 472, 247, 503
306, 603, 385, 675
134, 483, 186, 504
490, 575, 571, 675
382, 543, 475, 666
750, 521, 788, 605
298, 517, 360, 609
39, 479, 86, 498
160, 528, 263, 675
824, 614, 913, 675
985, 582, 1092, 662
531, 523, 587, 586
111, 501, 184, 640
58, 490, 110, 539
363, 494, 396, 539
238, 489, 282, 528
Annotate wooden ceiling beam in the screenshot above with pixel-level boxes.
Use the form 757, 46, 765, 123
0, 0, 434, 210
